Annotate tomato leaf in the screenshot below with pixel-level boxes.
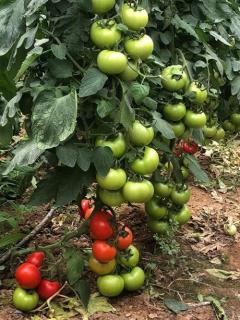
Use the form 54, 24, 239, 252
128, 82, 150, 104
185, 154, 210, 184
79, 68, 108, 98
73, 279, 91, 307
152, 111, 175, 139
164, 298, 188, 314
0, 231, 24, 249
64, 248, 85, 285
77, 147, 93, 172
51, 43, 67, 60
97, 100, 116, 118
92, 147, 114, 177
56, 143, 79, 168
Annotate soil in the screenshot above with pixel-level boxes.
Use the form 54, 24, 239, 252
1, 184, 240, 320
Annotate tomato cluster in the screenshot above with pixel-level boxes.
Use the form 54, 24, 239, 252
87, 209, 145, 297
13, 252, 61, 312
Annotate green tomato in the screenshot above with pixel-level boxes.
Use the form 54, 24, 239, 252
161, 65, 188, 91
120, 245, 140, 267
92, 0, 116, 14
170, 206, 191, 225
124, 35, 154, 60
203, 125, 217, 138
97, 50, 127, 74
213, 128, 225, 141
170, 121, 185, 138
224, 224, 237, 236
90, 20, 121, 49
97, 275, 124, 297
13, 288, 39, 312
121, 267, 145, 291
121, 3, 148, 31
148, 220, 170, 234
130, 147, 159, 175
154, 182, 173, 198
184, 111, 207, 129
123, 180, 154, 203
187, 81, 208, 105
181, 166, 189, 179
171, 188, 191, 205
230, 113, 240, 126
145, 197, 168, 220
98, 189, 124, 206
96, 168, 127, 191
119, 62, 139, 81
128, 120, 154, 146
163, 102, 187, 122
223, 120, 236, 133
96, 133, 126, 158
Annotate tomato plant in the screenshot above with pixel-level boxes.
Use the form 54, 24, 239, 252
120, 245, 140, 267
128, 121, 154, 147
124, 35, 154, 60
97, 50, 128, 75
90, 20, 121, 49
145, 198, 168, 220
163, 102, 186, 122
130, 147, 159, 175
122, 180, 154, 203
161, 65, 188, 91
92, 0, 116, 14
96, 168, 127, 191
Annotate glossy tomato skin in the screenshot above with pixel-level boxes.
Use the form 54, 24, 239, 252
90, 20, 121, 49
37, 280, 61, 300
170, 206, 191, 225
184, 111, 207, 129
148, 220, 170, 234
123, 180, 154, 203
145, 198, 168, 220
92, 0, 115, 14
98, 189, 124, 207
97, 50, 127, 75
89, 255, 116, 275
119, 62, 138, 81
26, 252, 45, 268
13, 288, 39, 312
121, 267, 145, 291
163, 102, 187, 122
171, 188, 191, 205
117, 226, 133, 250
15, 263, 41, 289
223, 120, 236, 132
213, 128, 225, 141
154, 182, 172, 198
128, 120, 154, 146
130, 147, 159, 175
96, 168, 127, 191
170, 121, 185, 138
161, 65, 188, 91
230, 113, 240, 126
92, 240, 117, 263
79, 199, 94, 219
187, 81, 208, 105
96, 133, 126, 158
90, 211, 114, 240
97, 275, 124, 297
120, 245, 140, 267
124, 35, 154, 60
121, 4, 148, 31
182, 141, 198, 155
203, 125, 217, 138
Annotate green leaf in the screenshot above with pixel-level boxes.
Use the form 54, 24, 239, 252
185, 154, 210, 184
92, 147, 114, 176
209, 31, 231, 46
152, 111, 175, 139
143, 97, 158, 110
48, 59, 73, 79
77, 147, 92, 172
164, 298, 188, 314
0, 73, 16, 100
56, 143, 78, 168
32, 90, 78, 149
128, 82, 150, 104
0, 91, 22, 126
64, 248, 85, 285
0, 231, 24, 249
117, 94, 135, 129
97, 100, 116, 118
25, 0, 48, 16
0, 0, 25, 56
192, 129, 205, 145
0, 212, 17, 228
51, 43, 67, 60
73, 279, 90, 308
79, 68, 108, 98
172, 15, 199, 39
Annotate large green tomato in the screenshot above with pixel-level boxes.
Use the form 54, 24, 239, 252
145, 197, 168, 220
120, 245, 140, 267
181, 166, 189, 179
124, 35, 154, 60
92, 0, 115, 14
13, 288, 39, 312
230, 113, 240, 126
163, 102, 187, 122
0, 122, 13, 149
170, 121, 185, 138
130, 147, 159, 175
97, 50, 127, 74
171, 188, 191, 205
223, 120, 236, 132
184, 111, 207, 129
148, 220, 170, 234
187, 81, 208, 105
98, 189, 124, 206
96, 168, 127, 190
213, 128, 225, 141
203, 125, 217, 138
123, 180, 154, 203
96, 133, 126, 158
90, 20, 121, 49
161, 65, 188, 91
128, 120, 154, 146
154, 182, 172, 198
170, 206, 191, 225
119, 62, 138, 81
121, 267, 145, 291
89, 255, 116, 275
97, 275, 124, 297
121, 3, 148, 31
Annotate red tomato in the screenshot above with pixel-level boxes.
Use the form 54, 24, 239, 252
79, 199, 94, 219
37, 279, 61, 300
117, 226, 133, 250
90, 211, 114, 240
15, 263, 41, 289
26, 252, 45, 268
182, 141, 198, 155
92, 240, 117, 263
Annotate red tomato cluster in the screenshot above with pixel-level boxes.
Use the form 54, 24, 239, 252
13, 251, 61, 312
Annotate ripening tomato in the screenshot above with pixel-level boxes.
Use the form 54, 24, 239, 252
98, 189, 125, 207
122, 180, 154, 203
79, 199, 94, 219
230, 113, 240, 126
161, 65, 188, 91
92, 240, 117, 263
13, 288, 39, 312
163, 102, 187, 122
184, 110, 207, 129
171, 187, 191, 205
90, 211, 114, 240
121, 3, 148, 31
170, 121, 186, 138
124, 35, 154, 60
120, 245, 140, 267
37, 280, 61, 300
97, 275, 124, 297
96, 133, 126, 158
170, 206, 191, 225
89, 255, 116, 275
119, 62, 139, 81
117, 226, 133, 250
145, 197, 168, 220
90, 20, 121, 49
26, 252, 45, 268
187, 81, 208, 105
182, 141, 198, 154
130, 147, 159, 175
154, 182, 172, 198
15, 263, 41, 289
203, 125, 218, 138
213, 128, 225, 141
96, 168, 127, 191
128, 120, 154, 146
147, 220, 170, 234
121, 266, 145, 291
92, 0, 116, 14
97, 50, 128, 74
